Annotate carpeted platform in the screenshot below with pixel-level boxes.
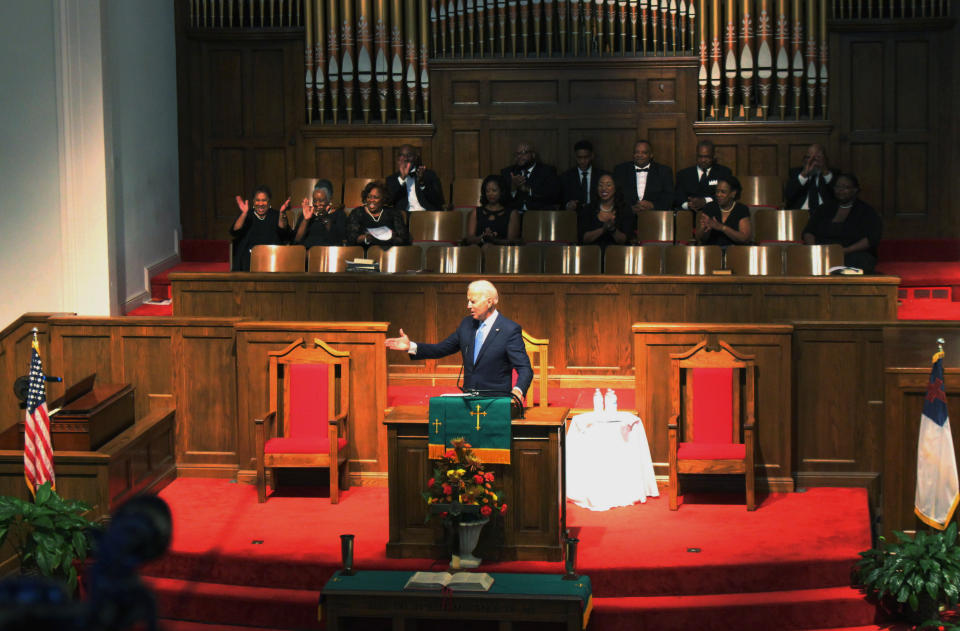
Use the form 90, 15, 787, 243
144, 479, 882, 630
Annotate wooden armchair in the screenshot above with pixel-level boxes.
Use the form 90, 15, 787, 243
255, 337, 350, 503
668, 340, 756, 511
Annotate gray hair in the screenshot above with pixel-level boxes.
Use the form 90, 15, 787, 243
313, 179, 335, 200
468, 280, 499, 305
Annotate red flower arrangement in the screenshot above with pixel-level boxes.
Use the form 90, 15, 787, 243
423, 437, 506, 520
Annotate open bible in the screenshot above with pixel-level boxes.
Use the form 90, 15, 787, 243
403, 571, 494, 592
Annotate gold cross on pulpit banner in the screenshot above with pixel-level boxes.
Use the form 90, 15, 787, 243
432, 418, 442, 434
471, 404, 487, 430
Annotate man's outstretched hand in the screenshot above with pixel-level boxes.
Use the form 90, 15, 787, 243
385, 328, 411, 351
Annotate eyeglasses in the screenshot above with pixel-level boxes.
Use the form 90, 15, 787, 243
514, 149, 532, 156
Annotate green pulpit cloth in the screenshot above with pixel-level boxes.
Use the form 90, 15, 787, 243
428, 396, 512, 464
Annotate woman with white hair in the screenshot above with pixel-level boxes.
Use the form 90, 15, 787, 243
293, 179, 347, 247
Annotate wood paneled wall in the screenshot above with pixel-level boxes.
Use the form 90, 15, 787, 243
0, 315, 387, 485
171, 273, 899, 380
175, 3, 960, 240
831, 22, 958, 238
2, 312, 958, 535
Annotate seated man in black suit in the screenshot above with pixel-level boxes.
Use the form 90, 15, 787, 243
384, 143, 445, 215
500, 142, 560, 212
385, 280, 533, 402
559, 139, 600, 211
785, 143, 839, 210
674, 139, 733, 211
613, 140, 675, 213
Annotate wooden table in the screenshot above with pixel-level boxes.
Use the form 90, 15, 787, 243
321, 570, 592, 631
385, 405, 569, 562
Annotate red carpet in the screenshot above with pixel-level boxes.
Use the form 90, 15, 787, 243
143, 479, 883, 630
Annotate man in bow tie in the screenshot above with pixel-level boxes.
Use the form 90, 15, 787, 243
613, 140, 675, 213
559, 140, 600, 211
385, 280, 532, 403
785, 143, 840, 210
383, 144, 446, 218
499, 142, 560, 212
673, 139, 733, 211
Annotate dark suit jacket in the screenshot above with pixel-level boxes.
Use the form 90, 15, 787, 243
559, 166, 602, 209
784, 167, 840, 209
673, 163, 733, 208
412, 314, 533, 395
613, 161, 675, 210
384, 169, 445, 211
500, 162, 560, 211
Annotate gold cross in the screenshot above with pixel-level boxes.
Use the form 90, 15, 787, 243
432, 418, 442, 434
471, 404, 486, 431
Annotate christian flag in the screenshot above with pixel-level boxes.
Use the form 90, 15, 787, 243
24, 338, 55, 496
914, 350, 959, 529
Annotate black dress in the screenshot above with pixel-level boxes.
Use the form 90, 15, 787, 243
345, 206, 410, 248
802, 199, 882, 273
473, 206, 513, 243
698, 201, 751, 247
577, 202, 636, 248
294, 208, 347, 248
229, 208, 291, 271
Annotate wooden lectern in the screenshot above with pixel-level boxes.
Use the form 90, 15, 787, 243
384, 404, 568, 562
1, 374, 135, 451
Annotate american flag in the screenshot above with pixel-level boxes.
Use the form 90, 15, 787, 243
25, 338, 55, 495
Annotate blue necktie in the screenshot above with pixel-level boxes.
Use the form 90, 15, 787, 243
473, 322, 486, 363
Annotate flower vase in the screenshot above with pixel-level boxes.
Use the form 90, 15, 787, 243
452, 517, 489, 569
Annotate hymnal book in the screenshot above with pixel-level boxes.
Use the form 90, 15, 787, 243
403, 571, 494, 591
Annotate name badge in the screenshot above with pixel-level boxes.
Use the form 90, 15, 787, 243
708, 179, 718, 186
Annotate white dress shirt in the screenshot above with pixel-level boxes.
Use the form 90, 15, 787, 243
398, 174, 425, 211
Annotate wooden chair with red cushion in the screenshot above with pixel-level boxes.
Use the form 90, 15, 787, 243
255, 337, 350, 503
668, 339, 756, 511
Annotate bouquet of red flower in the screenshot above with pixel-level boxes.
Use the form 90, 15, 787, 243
423, 437, 507, 519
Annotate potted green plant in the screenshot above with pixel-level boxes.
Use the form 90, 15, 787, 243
0, 481, 98, 592
855, 521, 960, 624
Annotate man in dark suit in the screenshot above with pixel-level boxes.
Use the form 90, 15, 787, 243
384, 144, 445, 214
613, 140, 675, 212
674, 139, 733, 210
385, 280, 533, 401
500, 142, 560, 211
785, 143, 839, 210
559, 139, 600, 211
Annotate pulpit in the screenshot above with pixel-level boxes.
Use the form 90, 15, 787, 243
384, 404, 568, 562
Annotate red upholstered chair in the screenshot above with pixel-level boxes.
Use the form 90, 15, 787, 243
668, 339, 756, 511
255, 337, 350, 503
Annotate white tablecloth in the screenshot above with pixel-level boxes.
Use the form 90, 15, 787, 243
566, 410, 659, 511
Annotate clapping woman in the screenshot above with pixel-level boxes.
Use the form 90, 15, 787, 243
694, 175, 752, 246
293, 180, 346, 247
230, 185, 292, 271
465, 175, 520, 245
578, 173, 635, 248
345, 180, 410, 248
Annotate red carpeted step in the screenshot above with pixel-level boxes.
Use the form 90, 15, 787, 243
160, 620, 291, 631
151, 262, 231, 301
128, 303, 174, 317
180, 240, 231, 263
589, 586, 878, 631
146, 576, 321, 630
897, 298, 960, 321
